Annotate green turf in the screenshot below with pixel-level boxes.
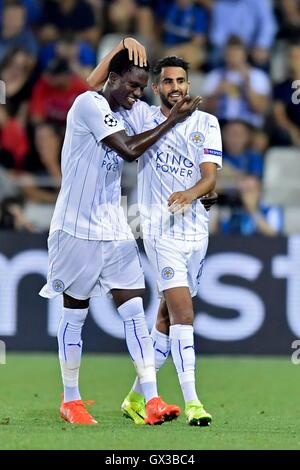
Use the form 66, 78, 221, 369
0, 354, 299, 450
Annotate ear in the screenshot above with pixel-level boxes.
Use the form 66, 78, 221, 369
187, 81, 191, 95
152, 82, 159, 95
108, 71, 120, 85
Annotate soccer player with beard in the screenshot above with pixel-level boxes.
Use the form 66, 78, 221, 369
88, 39, 221, 426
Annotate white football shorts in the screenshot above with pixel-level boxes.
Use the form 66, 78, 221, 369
143, 237, 208, 297
39, 230, 145, 300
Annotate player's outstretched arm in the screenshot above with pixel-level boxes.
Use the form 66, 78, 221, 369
168, 162, 217, 213
102, 96, 202, 162
87, 37, 147, 90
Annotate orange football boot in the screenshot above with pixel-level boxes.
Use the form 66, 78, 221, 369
144, 396, 181, 425
60, 399, 98, 424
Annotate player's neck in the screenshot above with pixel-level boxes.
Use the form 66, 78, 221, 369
160, 104, 171, 118
99, 88, 119, 112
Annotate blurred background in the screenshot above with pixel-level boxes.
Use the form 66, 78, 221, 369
0, 0, 300, 355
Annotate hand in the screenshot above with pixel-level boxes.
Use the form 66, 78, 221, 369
123, 37, 147, 67
200, 191, 218, 211
169, 95, 202, 125
168, 190, 194, 214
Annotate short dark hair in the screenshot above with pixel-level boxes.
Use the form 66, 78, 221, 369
151, 56, 189, 83
226, 35, 245, 49
4, 0, 24, 9
108, 49, 150, 76
46, 58, 71, 75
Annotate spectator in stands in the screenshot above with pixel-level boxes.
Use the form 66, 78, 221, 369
277, 0, 300, 41
161, 0, 208, 70
220, 175, 283, 236
0, 47, 37, 124
0, 0, 39, 64
0, 166, 31, 230
29, 57, 89, 182
29, 57, 88, 126
203, 36, 271, 128
222, 120, 264, 179
39, 34, 96, 79
208, 0, 277, 69
39, 0, 99, 48
135, 0, 173, 41
0, 105, 29, 171
103, 0, 137, 34
272, 42, 300, 147
0, 164, 56, 231
0, 0, 42, 27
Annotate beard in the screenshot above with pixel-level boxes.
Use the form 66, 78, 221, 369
159, 92, 178, 110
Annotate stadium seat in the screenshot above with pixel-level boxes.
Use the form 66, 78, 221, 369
263, 147, 300, 206
284, 206, 300, 235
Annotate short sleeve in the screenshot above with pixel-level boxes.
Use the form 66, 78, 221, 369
75, 93, 125, 143
202, 115, 222, 168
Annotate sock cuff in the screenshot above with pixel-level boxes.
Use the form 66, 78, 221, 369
170, 324, 193, 340
62, 307, 88, 324
151, 326, 170, 343
117, 297, 144, 321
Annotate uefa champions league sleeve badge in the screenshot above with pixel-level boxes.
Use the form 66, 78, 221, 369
104, 114, 118, 127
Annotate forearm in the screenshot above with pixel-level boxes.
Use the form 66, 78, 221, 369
186, 175, 216, 200
87, 41, 124, 90
124, 118, 176, 161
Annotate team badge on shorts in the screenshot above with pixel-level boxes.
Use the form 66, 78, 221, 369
161, 267, 175, 280
190, 132, 204, 146
104, 114, 118, 127
52, 279, 65, 293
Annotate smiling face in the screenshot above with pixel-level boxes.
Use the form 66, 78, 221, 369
153, 66, 190, 111
111, 67, 149, 110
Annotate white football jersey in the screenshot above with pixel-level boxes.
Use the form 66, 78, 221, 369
50, 91, 134, 241
119, 101, 222, 241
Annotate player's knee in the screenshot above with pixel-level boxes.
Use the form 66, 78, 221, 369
117, 296, 144, 321
170, 309, 194, 326
63, 293, 89, 309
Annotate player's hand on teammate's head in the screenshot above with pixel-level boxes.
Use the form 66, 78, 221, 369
123, 37, 147, 67
200, 191, 218, 211
169, 96, 202, 124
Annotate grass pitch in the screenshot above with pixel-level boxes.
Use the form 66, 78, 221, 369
0, 354, 299, 450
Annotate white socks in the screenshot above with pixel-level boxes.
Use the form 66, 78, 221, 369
57, 307, 88, 403
132, 326, 171, 395
118, 297, 157, 402
169, 324, 198, 403
152, 326, 171, 370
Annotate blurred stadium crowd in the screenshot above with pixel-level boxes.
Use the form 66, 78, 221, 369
0, 0, 300, 236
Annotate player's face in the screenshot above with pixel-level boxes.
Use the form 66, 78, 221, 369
153, 67, 190, 110
114, 68, 148, 110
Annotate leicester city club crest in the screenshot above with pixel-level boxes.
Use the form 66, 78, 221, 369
190, 132, 204, 146
161, 267, 175, 280
52, 279, 65, 293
